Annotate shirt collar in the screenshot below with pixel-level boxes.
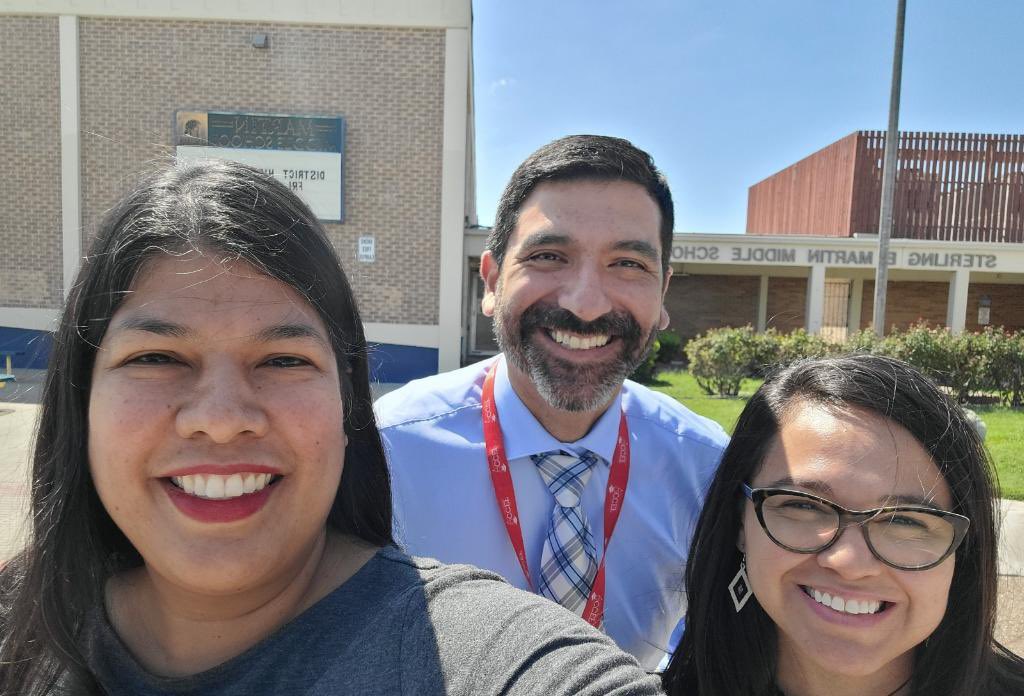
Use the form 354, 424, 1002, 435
493, 355, 622, 464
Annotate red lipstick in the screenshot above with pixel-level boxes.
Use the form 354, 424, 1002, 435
163, 478, 276, 523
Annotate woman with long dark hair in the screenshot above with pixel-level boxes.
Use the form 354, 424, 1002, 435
0, 160, 661, 695
663, 354, 1024, 696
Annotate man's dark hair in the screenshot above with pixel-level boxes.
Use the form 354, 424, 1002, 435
487, 135, 674, 272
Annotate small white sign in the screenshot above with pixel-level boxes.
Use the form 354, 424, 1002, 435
978, 307, 991, 325
357, 236, 376, 263
176, 146, 343, 221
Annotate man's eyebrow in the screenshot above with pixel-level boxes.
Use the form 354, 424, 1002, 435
612, 239, 660, 264
518, 231, 573, 251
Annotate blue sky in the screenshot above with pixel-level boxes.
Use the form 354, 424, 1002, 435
472, 1, 1024, 234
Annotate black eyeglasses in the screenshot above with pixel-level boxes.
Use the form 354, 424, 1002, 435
741, 484, 970, 571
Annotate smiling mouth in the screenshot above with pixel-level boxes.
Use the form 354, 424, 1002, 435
801, 585, 889, 616
545, 329, 612, 351
168, 473, 281, 500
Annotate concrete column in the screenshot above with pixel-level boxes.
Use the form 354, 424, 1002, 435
59, 15, 82, 298
437, 27, 470, 372
757, 275, 769, 332
946, 269, 970, 334
805, 265, 826, 335
848, 277, 864, 334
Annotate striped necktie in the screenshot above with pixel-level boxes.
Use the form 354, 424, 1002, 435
531, 450, 600, 616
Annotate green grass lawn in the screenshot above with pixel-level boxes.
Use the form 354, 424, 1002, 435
648, 370, 1024, 501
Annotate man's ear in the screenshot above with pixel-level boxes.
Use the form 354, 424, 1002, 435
658, 266, 673, 330
480, 250, 500, 318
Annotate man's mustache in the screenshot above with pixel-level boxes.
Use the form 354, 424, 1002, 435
518, 304, 643, 341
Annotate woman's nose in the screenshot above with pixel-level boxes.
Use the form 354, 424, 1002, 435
175, 361, 270, 443
815, 524, 884, 579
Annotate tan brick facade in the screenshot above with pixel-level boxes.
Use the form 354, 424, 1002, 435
66, 18, 444, 325
966, 283, 1024, 333
859, 281, 950, 331
0, 16, 62, 308
765, 277, 807, 333
664, 274, 759, 343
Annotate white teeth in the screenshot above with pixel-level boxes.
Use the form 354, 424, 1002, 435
170, 473, 274, 500
806, 587, 882, 615
550, 330, 611, 350
224, 474, 243, 497
205, 476, 225, 499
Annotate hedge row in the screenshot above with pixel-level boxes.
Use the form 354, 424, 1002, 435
683, 323, 1024, 407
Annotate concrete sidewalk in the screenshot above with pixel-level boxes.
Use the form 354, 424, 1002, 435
999, 498, 1024, 575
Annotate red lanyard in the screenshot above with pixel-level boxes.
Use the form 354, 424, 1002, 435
481, 362, 630, 627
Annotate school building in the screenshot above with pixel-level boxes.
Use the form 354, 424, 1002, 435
466, 131, 1024, 358
0, 0, 475, 381
2, 4, 1022, 381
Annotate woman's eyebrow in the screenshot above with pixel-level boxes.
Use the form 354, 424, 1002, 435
111, 316, 328, 347
768, 476, 835, 497
112, 316, 189, 337
879, 493, 938, 508
253, 323, 330, 346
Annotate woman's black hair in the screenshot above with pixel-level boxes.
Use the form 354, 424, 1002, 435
0, 160, 394, 694
663, 354, 1024, 696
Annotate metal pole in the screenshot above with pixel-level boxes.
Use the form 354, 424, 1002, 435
872, 0, 907, 336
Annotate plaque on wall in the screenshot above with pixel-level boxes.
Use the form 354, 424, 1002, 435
175, 111, 346, 222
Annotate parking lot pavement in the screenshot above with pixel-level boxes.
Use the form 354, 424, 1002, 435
0, 403, 35, 561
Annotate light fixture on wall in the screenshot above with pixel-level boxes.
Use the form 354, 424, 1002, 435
251, 33, 269, 49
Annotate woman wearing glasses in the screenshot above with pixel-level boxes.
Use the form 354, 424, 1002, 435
662, 354, 1024, 696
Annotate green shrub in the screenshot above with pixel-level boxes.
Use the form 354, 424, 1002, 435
656, 329, 683, 364
883, 322, 986, 403
983, 328, 1024, 408
777, 328, 835, 366
630, 337, 661, 384
747, 328, 781, 377
685, 327, 760, 397
843, 328, 883, 355
681, 324, 1023, 406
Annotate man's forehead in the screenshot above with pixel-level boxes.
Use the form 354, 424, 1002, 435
512, 179, 662, 245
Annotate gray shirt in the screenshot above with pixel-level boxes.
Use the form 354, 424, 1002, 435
81, 547, 664, 695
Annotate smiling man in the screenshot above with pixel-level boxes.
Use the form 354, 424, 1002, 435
375, 135, 728, 669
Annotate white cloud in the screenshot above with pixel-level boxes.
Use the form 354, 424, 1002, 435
488, 77, 518, 94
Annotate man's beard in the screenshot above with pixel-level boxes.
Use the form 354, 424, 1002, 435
492, 301, 658, 413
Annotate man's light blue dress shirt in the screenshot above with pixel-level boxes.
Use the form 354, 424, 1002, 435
375, 356, 728, 670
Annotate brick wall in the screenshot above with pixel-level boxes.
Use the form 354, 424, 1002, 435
859, 280, 950, 331
765, 277, 806, 333
77, 18, 445, 325
0, 17, 62, 308
664, 274, 759, 343
966, 283, 1024, 333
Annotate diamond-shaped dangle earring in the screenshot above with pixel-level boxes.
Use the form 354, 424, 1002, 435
728, 554, 753, 612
